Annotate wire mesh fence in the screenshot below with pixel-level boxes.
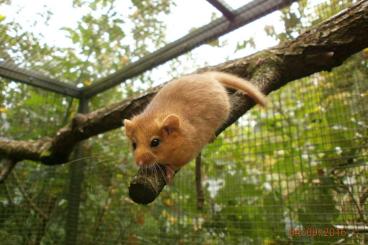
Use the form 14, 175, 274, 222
77, 52, 368, 244
0, 0, 367, 244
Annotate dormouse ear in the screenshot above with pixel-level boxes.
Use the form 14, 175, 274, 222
161, 114, 180, 135
123, 119, 134, 137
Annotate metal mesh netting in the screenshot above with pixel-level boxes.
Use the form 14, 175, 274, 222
0, 81, 74, 244
0, 80, 73, 139
75, 52, 368, 244
2, 52, 365, 244
1, 0, 368, 244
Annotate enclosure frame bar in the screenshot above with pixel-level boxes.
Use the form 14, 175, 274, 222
82, 0, 297, 98
0, 63, 81, 98
64, 97, 89, 245
206, 0, 235, 20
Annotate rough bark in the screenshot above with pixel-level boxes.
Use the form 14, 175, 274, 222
1, 1, 368, 201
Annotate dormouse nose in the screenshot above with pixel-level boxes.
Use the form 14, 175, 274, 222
135, 152, 155, 166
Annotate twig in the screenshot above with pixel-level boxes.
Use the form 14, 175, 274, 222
12, 172, 48, 220
359, 187, 368, 206
0, 158, 17, 183
92, 184, 114, 240
3, 182, 14, 205
34, 196, 57, 245
195, 153, 204, 210
334, 224, 368, 233
338, 178, 366, 223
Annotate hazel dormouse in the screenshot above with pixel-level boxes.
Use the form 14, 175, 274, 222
124, 72, 267, 183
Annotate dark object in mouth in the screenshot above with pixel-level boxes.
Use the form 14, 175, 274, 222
129, 164, 173, 204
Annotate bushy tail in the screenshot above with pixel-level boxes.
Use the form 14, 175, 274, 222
207, 71, 268, 107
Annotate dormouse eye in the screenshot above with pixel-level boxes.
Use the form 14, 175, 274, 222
132, 142, 137, 150
150, 138, 160, 148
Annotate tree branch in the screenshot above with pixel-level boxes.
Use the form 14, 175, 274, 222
0, 1, 368, 201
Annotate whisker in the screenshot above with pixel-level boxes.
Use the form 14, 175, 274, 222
146, 165, 150, 176
156, 162, 167, 184
151, 164, 156, 176
60, 153, 116, 165
153, 162, 160, 183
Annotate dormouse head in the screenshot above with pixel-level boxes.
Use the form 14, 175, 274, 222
123, 114, 184, 169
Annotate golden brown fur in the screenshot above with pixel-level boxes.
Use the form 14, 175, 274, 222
123, 72, 267, 182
